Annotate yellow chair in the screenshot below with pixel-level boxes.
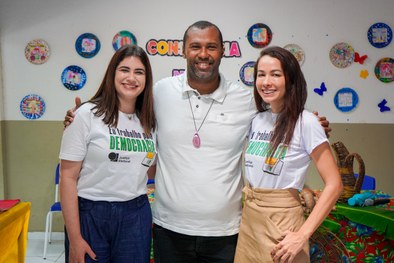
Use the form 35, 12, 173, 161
43, 163, 62, 259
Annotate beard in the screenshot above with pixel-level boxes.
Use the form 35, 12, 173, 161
187, 59, 219, 82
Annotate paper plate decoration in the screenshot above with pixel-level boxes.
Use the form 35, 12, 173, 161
329, 42, 355, 68
25, 39, 50, 64
333, 87, 359, 112
367, 22, 392, 48
374, 57, 394, 83
247, 23, 272, 48
112, 30, 137, 51
284, 44, 305, 66
61, 65, 87, 90
239, 61, 255, 86
75, 33, 101, 58
20, 94, 46, 119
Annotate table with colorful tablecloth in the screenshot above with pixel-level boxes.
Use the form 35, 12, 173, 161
311, 200, 394, 262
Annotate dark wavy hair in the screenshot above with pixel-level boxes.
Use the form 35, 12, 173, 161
89, 45, 155, 135
253, 46, 307, 157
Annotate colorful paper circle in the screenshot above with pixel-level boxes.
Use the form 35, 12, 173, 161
75, 33, 101, 58
284, 44, 305, 66
247, 23, 272, 48
329, 42, 355, 68
367, 22, 392, 48
374, 57, 394, 83
61, 65, 87, 90
333, 87, 359, 112
25, 39, 50, 65
112, 30, 137, 51
20, 94, 46, 119
239, 61, 256, 86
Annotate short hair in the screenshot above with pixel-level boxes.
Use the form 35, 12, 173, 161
182, 20, 223, 50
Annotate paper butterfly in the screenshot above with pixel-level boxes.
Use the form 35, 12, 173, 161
314, 82, 327, 96
354, 52, 368, 64
378, 99, 391, 112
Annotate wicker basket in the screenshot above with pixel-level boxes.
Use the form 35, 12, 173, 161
331, 141, 365, 203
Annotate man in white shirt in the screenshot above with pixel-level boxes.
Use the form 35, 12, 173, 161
151, 21, 256, 263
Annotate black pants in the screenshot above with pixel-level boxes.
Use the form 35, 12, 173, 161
153, 224, 238, 263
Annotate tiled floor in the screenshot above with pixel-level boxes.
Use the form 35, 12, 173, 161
26, 232, 65, 263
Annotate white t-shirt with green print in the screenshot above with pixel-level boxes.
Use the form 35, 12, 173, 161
60, 102, 156, 201
245, 109, 327, 190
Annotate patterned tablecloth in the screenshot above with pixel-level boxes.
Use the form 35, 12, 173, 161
310, 197, 394, 263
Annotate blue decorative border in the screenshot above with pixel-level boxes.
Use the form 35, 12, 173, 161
334, 87, 359, 112
20, 94, 46, 120
239, 61, 255, 86
75, 33, 101, 58
247, 23, 272, 48
61, 65, 87, 91
367, 22, 392, 48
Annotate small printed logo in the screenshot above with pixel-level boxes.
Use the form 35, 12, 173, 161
108, 152, 119, 162
108, 152, 131, 163
141, 152, 155, 167
263, 157, 284, 176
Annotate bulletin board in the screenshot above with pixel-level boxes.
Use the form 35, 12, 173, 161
0, 0, 393, 123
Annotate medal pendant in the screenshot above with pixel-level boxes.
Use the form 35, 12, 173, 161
193, 133, 201, 148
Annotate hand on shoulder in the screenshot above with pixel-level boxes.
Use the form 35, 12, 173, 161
63, 97, 82, 129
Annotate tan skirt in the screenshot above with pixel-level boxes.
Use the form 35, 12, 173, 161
234, 186, 309, 263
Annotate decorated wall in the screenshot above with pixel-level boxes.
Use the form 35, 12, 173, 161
0, 0, 393, 123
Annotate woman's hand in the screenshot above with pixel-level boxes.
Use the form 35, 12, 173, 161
68, 237, 97, 263
271, 230, 308, 263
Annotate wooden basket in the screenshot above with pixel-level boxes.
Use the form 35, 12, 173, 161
331, 141, 365, 203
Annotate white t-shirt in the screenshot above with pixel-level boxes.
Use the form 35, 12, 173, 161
59, 102, 157, 201
245, 110, 328, 190
152, 72, 257, 236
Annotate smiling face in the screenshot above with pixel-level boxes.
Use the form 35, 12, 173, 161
183, 26, 224, 91
255, 55, 286, 113
114, 56, 146, 113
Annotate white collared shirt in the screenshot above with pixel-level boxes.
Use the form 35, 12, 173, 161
152, 72, 256, 236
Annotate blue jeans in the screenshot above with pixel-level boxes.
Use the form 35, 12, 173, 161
153, 224, 238, 263
65, 195, 152, 263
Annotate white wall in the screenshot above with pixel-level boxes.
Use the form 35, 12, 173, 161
0, 0, 393, 123
0, 40, 3, 121
0, 38, 4, 199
